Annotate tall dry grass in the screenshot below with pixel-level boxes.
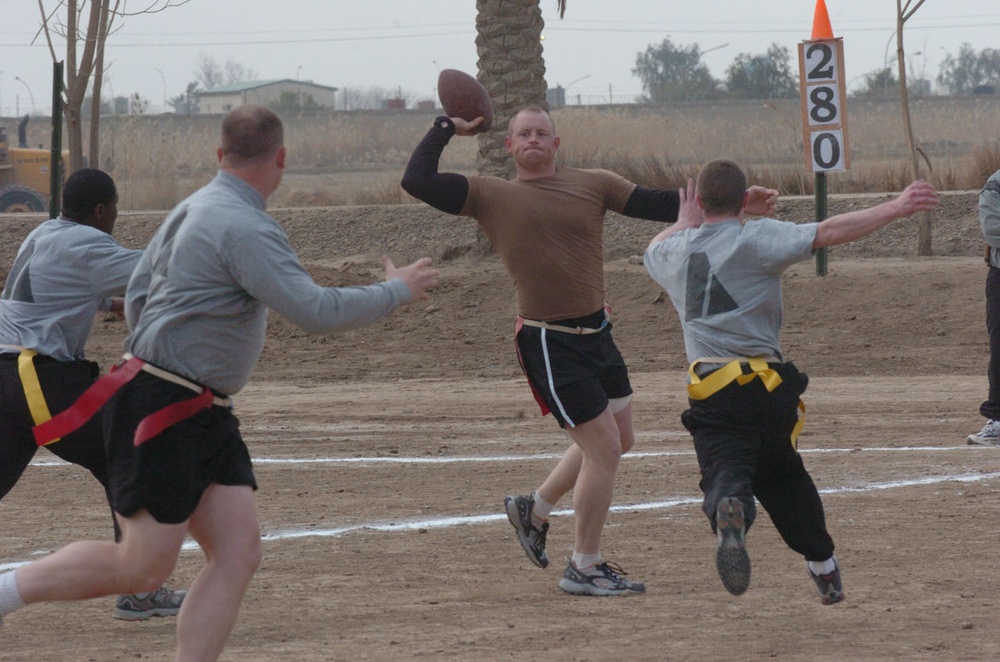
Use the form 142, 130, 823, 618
19, 95, 999, 211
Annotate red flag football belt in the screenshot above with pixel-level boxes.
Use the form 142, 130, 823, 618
33, 355, 231, 448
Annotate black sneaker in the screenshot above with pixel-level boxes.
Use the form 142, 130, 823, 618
715, 497, 751, 596
114, 585, 187, 620
504, 493, 549, 569
558, 561, 646, 596
806, 557, 846, 605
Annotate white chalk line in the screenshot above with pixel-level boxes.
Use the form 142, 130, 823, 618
3, 468, 999, 571
26, 444, 985, 467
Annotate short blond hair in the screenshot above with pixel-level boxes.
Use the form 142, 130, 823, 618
220, 105, 283, 165
507, 106, 556, 137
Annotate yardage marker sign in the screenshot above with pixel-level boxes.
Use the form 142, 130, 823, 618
798, 38, 850, 173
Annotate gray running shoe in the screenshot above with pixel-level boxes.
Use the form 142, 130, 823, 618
504, 493, 550, 569
806, 557, 846, 605
114, 585, 187, 620
558, 561, 646, 596
715, 497, 751, 596
967, 420, 1000, 446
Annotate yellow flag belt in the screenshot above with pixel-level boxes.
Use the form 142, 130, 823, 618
687, 358, 805, 448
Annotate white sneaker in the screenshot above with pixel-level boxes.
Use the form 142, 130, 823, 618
967, 420, 1000, 446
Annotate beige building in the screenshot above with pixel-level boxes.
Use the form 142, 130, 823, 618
195, 80, 339, 114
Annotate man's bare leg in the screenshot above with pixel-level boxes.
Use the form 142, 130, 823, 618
14, 513, 187, 603
536, 401, 635, 507
176, 483, 262, 662
564, 405, 622, 556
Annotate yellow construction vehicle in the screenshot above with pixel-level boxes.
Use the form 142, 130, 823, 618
0, 116, 68, 213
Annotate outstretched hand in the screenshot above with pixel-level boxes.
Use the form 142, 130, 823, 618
745, 185, 780, 216
892, 179, 940, 217
453, 117, 485, 136
675, 178, 703, 229
382, 255, 439, 302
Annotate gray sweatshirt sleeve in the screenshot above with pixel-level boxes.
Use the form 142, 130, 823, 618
228, 218, 412, 334
981, 170, 1000, 248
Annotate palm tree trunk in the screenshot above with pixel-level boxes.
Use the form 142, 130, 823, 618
474, 0, 550, 179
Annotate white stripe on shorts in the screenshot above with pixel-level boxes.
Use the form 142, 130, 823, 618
540, 328, 576, 428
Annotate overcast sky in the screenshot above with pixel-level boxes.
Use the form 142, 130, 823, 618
1, 0, 996, 115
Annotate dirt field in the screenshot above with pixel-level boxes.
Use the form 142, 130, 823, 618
3, 191, 1000, 661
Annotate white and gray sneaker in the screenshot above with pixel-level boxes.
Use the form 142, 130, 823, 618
504, 493, 550, 569
114, 585, 187, 620
558, 561, 646, 596
967, 420, 1000, 446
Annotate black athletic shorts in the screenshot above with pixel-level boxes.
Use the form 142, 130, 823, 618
0, 354, 108, 499
104, 370, 257, 524
515, 308, 632, 429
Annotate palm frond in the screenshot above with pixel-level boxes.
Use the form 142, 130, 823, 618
557, 0, 566, 19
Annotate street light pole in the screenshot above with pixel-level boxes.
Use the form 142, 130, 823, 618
562, 74, 591, 106
702, 42, 730, 56
14, 77, 34, 113
154, 67, 167, 111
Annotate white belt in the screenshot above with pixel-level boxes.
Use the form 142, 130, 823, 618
519, 317, 608, 335
123, 353, 232, 408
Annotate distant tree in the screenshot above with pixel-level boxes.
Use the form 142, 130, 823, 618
338, 86, 416, 111
270, 91, 321, 113
129, 92, 148, 115
632, 39, 720, 102
36, 0, 187, 171
724, 43, 798, 99
169, 82, 200, 115
194, 53, 256, 90
224, 60, 255, 85
938, 42, 1000, 95
80, 94, 114, 119
853, 67, 899, 99
195, 53, 225, 89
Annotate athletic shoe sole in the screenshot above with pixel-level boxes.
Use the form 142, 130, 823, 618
716, 497, 751, 596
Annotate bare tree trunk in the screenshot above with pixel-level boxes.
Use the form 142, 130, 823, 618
896, 0, 932, 255
87, 0, 114, 169
59, 0, 107, 173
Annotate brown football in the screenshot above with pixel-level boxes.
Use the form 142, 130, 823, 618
437, 69, 493, 134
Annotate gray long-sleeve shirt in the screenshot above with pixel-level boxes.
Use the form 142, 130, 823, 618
125, 170, 411, 395
980, 169, 1000, 266
0, 217, 142, 360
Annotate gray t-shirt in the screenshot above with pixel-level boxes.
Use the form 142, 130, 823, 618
980, 169, 1000, 266
125, 170, 411, 395
644, 217, 817, 365
0, 217, 142, 361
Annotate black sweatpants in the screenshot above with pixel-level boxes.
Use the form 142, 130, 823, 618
980, 266, 1000, 420
680, 361, 835, 562
0, 354, 119, 539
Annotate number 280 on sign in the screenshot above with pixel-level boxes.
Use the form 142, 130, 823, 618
798, 39, 850, 173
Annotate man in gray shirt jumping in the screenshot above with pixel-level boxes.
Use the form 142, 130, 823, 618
644, 159, 938, 604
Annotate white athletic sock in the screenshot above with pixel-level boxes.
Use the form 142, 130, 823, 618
0, 571, 26, 616
808, 558, 837, 576
572, 552, 603, 572
532, 491, 553, 523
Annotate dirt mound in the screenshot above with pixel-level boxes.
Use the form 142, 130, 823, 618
1, 189, 987, 383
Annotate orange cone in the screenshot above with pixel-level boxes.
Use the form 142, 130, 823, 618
811, 0, 834, 39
